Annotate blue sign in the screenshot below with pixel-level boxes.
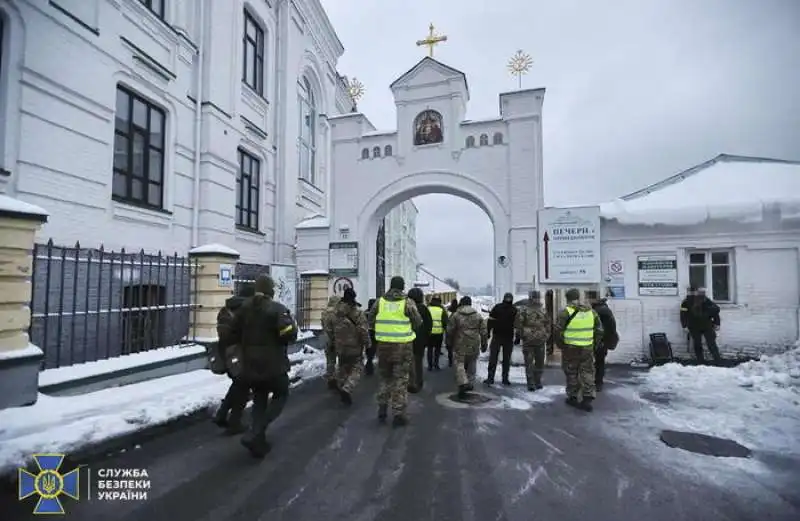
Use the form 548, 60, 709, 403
607, 285, 625, 299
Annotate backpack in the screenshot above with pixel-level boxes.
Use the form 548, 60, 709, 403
207, 342, 228, 375
224, 343, 245, 380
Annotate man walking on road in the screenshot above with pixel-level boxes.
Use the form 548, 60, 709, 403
680, 286, 722, 365
555, 288, 603, 412
407, 287, 432, 393
514, 290, 549, 391
484, 292, 517, 385
220, 275, 298, 457
368, 276, 422, 427
330, 288, 370, 405
321, 295, 341, 390
365, 298, 377, 375
449, 296, 488, 400
588, 291, 619, 391
427, 296, 448, 370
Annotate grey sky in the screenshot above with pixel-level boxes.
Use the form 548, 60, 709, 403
321, 0, 800, 288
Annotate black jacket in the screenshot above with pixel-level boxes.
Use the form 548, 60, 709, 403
592, 299, 618, 346
488, 302, 517, 340
680, 296, 721, 331
413, 303, 433, 355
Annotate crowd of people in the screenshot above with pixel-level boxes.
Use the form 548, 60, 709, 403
208, 273, 639, 458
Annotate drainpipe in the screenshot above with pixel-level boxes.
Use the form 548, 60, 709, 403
271, 0, 286, 262
190, 0, 206, 248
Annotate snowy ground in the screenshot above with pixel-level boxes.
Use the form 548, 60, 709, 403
0, 345, 326, 475
631, 343, 800, 456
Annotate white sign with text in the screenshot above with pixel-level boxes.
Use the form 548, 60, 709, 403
537, 206, 601, 284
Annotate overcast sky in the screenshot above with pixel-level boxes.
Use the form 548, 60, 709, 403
321, 0, 800, 288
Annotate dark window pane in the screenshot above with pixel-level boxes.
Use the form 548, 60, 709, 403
712, 266, 730, 301
114, 135, 129, 170
147, 183, 161, 207
689, 252, 705, 264
689, 265, 706, 289
711, 252, 729, 265
133, 99, 148, 129
148, 149, 163, 182
132, 178, 144, 200
132, 134, 146, 177
149, 110, 164, 145
115, 90, 130, 131
113, 172, 127, 197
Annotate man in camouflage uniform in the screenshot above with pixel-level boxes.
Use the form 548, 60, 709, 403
448, 296, 488, 400
367, 276, 422, 427
555, 288, 603, 412
321, 295, 341, 390
514, 290, 550, 391
330, 288, 370, 405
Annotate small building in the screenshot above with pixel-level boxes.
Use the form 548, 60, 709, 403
599, 154, 800, 363
414, 265, 459, 305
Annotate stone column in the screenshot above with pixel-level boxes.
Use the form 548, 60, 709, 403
0, 196, 48, 409
187, 244, 240, 342
306, 272, 330, 330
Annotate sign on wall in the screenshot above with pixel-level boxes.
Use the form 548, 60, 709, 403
605, 259, 625, 299
637, 255, 678, 296
329, 242, 359, 276
218, 263, 233, 287
333, 277, 354, 296
271, 263, 297, 313
537, 206, 601, 284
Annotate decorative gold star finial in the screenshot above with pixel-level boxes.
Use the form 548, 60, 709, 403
346, 77, 365, 103
507, 49, 533, 89
416, 23, 448, 57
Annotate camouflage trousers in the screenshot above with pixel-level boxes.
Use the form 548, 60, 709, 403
454, 349, 478, 387
337, 354, 363, 393
561, 346, 595, 399
324, 336, 337, 382
522, 344, 546, 386
375, 342, 413, 417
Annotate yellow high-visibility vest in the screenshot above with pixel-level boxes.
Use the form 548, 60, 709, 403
374, 297, 416, 343
429, 306, 444, 334
563, 306, 595, 348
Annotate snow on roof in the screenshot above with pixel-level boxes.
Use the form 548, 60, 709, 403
600, 155, 800, 226
300, 269, 328, 275
188, 243, 239, 256
0, 195, 48, 218
361, 130, 396, 138
295, 216, 330, 229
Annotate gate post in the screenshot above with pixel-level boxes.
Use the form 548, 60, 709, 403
188, 244, 240, 342
0, 196, 48, 409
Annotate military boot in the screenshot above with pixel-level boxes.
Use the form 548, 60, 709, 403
392, 415, 409, 428
565, 396, 580, 408
339, 388, 353, 406
327, 379, 339, 391
377, 404, 388, 423
241, 433, 272, 459
579, 397, 594, 412
365, 361, 374, 376
457, 384, 469, 400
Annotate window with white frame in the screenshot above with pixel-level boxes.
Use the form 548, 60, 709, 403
298, 77, 316, 185
242, 10, 265, 96
688, 250, 733, 302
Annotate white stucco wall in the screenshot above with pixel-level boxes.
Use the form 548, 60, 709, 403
321, 57, 545, 302
0, 0, 343, 265
601, 217, 800, 363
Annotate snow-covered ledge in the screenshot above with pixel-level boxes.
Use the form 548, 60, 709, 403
188, 244, 240, 343
0, 195, 48, 410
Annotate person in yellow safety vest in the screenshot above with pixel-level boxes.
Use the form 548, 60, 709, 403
554, 288, 604, 412
427, 296, 449, 370
367, 276, 422, 427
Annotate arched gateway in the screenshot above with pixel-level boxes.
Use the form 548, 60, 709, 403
296, 57, 545, 301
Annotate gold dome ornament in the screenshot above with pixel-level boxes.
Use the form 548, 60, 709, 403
507, 50, 533, 89
346, 77, 365, 109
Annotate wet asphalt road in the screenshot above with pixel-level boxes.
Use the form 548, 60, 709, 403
4, 366, 800, 521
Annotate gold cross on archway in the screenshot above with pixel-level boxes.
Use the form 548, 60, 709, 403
416, 23, 447, 57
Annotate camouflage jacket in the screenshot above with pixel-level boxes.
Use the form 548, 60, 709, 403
321, 296, 341, 339
367, 288, 423, 340
514, 303, 549, 346
446, 305, 488, 356
554, 303, 603, 349
331, 301, 370, 357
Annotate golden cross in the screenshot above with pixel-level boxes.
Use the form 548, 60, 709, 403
416, 23, 447, 57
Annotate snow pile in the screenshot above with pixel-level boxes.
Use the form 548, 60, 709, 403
297, 329, 316, 341
0, 344, 326, 475
600, 157, 800, 226
639, 345, 800, 454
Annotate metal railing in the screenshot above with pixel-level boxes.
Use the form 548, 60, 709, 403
30, 240, 198, 369
295, 276, 312, 330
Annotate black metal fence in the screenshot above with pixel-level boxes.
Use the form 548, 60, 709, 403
296, 277, 312, 330
233, 262, 270, 297
30, 240, 198, 369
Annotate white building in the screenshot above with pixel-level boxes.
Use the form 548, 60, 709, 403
598, 154, 800, 364
0, 0, 349, 264
295, 57, 545, 302
414, 264, 458, 296
383, 199, 418, 288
